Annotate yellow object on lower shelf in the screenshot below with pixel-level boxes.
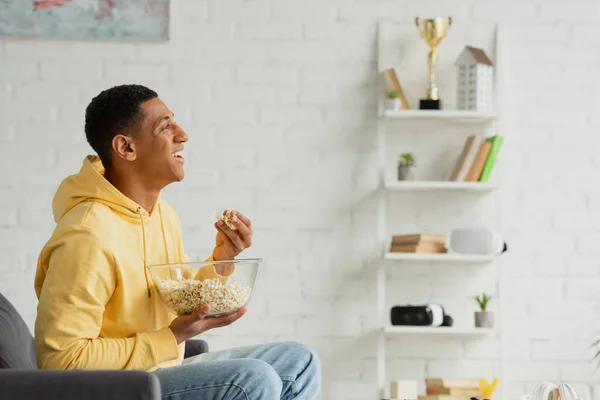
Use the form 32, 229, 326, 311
480, 378, 499, 399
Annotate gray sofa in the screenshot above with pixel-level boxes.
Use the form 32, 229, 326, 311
0, 292, 209, 400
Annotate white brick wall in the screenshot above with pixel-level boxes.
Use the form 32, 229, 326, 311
2, 1, 600, 400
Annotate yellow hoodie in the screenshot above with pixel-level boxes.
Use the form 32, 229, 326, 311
34, 155, 221, 371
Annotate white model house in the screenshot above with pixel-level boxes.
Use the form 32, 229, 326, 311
455, 46, 494, 112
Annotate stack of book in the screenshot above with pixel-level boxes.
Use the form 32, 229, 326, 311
448, 134, 503, 182
418, 378, 483, 400
389, 234, 447, 254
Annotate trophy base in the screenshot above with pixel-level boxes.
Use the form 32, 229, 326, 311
419, 99, 442, 110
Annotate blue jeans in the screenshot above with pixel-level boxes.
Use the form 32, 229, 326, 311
152, 341, 321, 400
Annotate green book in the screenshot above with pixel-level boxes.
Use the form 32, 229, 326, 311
479, 134, 504, 182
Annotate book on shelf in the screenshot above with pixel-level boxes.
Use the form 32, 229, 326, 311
389, 233, 447, 253
391, 233, 446, 245
425, 378, 481, 389
448, 134, 504, 183
426, 386, 482, 396
419, 377, 483, 400
389, 243, 448, 254
465, 140, 492, 181
479, 134, 504, 182
448, 135, 482, 181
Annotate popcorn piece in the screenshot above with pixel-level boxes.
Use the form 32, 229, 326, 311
155, 277, 251, 316
217, 211, 237, 231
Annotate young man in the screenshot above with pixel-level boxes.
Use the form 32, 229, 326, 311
34, 84, 321, 399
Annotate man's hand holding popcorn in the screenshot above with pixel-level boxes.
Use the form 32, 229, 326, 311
212, 210, 253, 272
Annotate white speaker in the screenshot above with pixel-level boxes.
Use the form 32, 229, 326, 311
448, 228, 504, 255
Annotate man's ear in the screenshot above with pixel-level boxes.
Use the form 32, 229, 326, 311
112, 134, 137, 162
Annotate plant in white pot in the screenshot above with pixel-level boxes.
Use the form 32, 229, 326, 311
385, 91, 400, 110
474, 293, 493, 328
397, 152, 415, 181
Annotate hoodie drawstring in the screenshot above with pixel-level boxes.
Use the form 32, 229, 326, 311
138, 207, 152, 298
138, 204, 171, 298
158, 203, 170, 264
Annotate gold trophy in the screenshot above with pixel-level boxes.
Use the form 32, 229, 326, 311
415, 17, 452, 110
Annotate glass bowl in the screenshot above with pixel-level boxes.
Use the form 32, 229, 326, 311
147, 258, 263, 317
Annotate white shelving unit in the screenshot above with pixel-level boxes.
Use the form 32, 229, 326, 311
374, 22, 508, 400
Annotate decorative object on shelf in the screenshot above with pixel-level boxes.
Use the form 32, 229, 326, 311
455, 46, 494, 112
448, 228, 506, 255
479, 378, 499, 399
390, 380, 418, 400
389, 233, 447, 254
390, 304, 452, 327
397, 152, 416, 181
383, 68, 410, 109
415, 17, 452, 110
385, 91, 401, 110
518, 381, 582, 400
474, 293, 493, 328
424, 378, 484, 399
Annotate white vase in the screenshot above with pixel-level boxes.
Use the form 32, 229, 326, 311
474, 311, 494, 328
397, 166, 414, 181
385, 98, 400, 110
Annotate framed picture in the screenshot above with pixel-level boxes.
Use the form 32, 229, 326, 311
0, 1, 170, 41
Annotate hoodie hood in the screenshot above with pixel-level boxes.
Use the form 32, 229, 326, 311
52, 155, 150, 223
51, 155, 163, 298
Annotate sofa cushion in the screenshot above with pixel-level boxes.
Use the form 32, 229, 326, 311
0, 293, 36, 369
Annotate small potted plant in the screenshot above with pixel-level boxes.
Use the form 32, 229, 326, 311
474, 293, 493, 328
385, 91, 400, 110
397, 152, 415, 181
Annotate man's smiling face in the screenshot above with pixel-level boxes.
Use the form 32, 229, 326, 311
131, 97, 189, 187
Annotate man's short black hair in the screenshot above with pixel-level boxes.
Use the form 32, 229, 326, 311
85, 84, 158, 167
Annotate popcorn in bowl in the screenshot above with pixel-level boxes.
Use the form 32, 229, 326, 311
155, 277, 251, 316
147, 258, 263, 317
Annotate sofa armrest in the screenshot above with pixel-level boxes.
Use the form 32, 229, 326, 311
184, 339, 209, 359
0, 370, 161, 400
